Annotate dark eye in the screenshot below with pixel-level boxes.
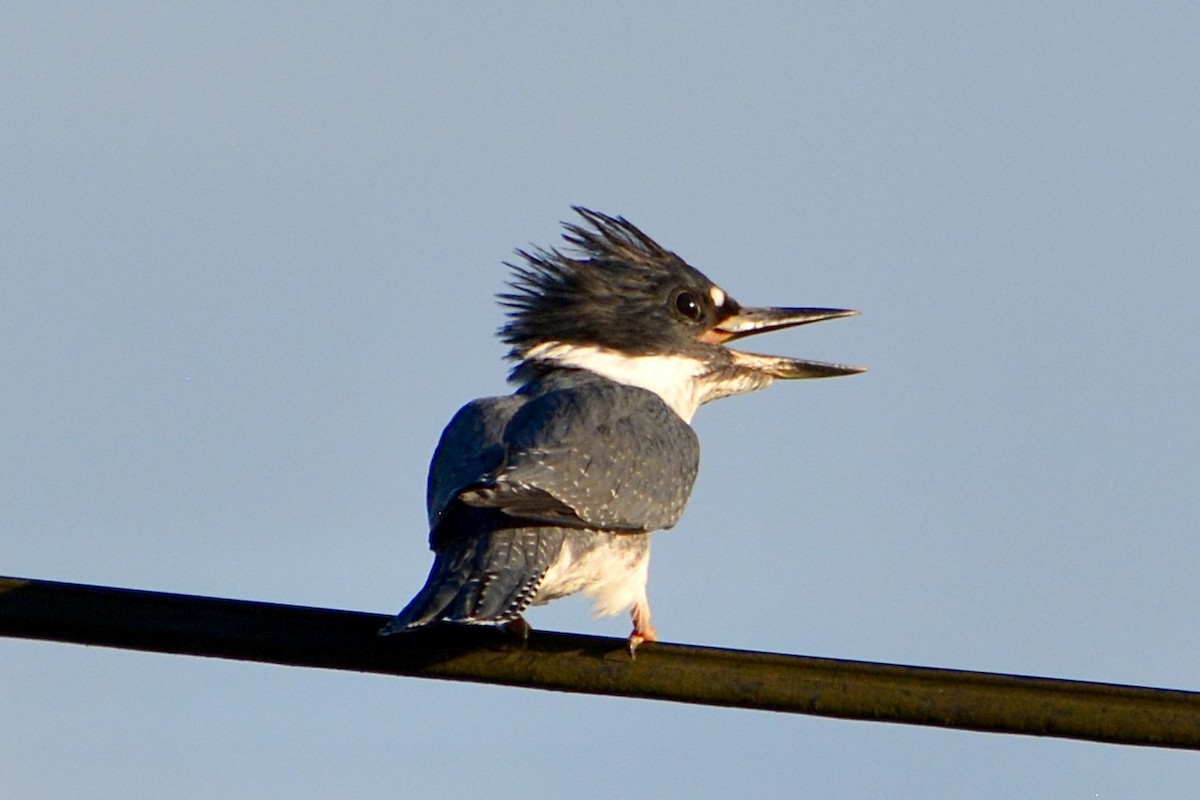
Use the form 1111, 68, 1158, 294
673, 290, 704, 321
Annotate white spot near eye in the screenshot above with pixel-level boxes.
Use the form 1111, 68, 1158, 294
709, 286, 726, 307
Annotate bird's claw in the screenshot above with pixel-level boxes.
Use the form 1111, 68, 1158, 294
503, 615, 531, 643
627, 624, 658, 659
627, 599, 658, 658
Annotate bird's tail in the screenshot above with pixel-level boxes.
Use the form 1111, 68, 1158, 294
379, 524, 565, 636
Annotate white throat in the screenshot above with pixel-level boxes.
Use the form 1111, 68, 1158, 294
522, 341, 709, 423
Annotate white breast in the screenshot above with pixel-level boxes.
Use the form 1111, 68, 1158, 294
534, 532, 652, 618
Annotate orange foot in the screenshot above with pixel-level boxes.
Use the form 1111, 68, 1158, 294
628, 600, 658, 658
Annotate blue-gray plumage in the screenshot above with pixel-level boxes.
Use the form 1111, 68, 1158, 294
381, 208, 863, 652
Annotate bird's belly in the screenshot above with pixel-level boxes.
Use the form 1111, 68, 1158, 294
534, 530, 651, 618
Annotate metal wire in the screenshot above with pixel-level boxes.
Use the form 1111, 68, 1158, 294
3, 575, 1199, 749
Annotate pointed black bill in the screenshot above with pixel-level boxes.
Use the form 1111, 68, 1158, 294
715, 306, 865, 379
715, 306, 859, 341
728, 349, 866, 379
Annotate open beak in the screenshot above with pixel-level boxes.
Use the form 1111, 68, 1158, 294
706, 306, 866, 379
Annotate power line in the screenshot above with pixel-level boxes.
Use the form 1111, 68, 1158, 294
3, 574, 1198, 749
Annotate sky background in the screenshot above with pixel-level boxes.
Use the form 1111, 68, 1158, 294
3, 3, 1199, 797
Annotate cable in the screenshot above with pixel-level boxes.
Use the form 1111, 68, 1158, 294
3, 575, 1198, 749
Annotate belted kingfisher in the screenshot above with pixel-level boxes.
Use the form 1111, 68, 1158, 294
380, 208, 863, 652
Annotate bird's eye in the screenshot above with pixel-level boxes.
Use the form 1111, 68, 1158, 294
673, 291, 704, 322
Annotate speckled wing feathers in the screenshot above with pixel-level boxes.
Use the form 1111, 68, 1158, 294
388, 509, 568, 628
459, 381, 699, 533
386, 375, 700, 631
425, 395, 524, 539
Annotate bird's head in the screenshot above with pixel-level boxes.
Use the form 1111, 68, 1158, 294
500, 207, 864, 422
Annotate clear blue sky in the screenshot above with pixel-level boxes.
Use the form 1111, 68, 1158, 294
4, 4, 1199, 797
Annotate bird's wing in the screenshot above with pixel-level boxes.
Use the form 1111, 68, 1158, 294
426, 395, 527, 531
456, 381, 700, 534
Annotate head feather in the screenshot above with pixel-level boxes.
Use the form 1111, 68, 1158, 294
498, 207, 702, 360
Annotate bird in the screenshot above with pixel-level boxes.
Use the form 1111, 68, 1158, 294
380, 207, 863, 653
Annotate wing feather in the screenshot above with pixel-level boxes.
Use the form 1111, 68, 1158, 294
458, 382, 699, 533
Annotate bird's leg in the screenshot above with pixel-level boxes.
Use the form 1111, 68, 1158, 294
628, 597, 658, 657
503, 615, 531, 643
